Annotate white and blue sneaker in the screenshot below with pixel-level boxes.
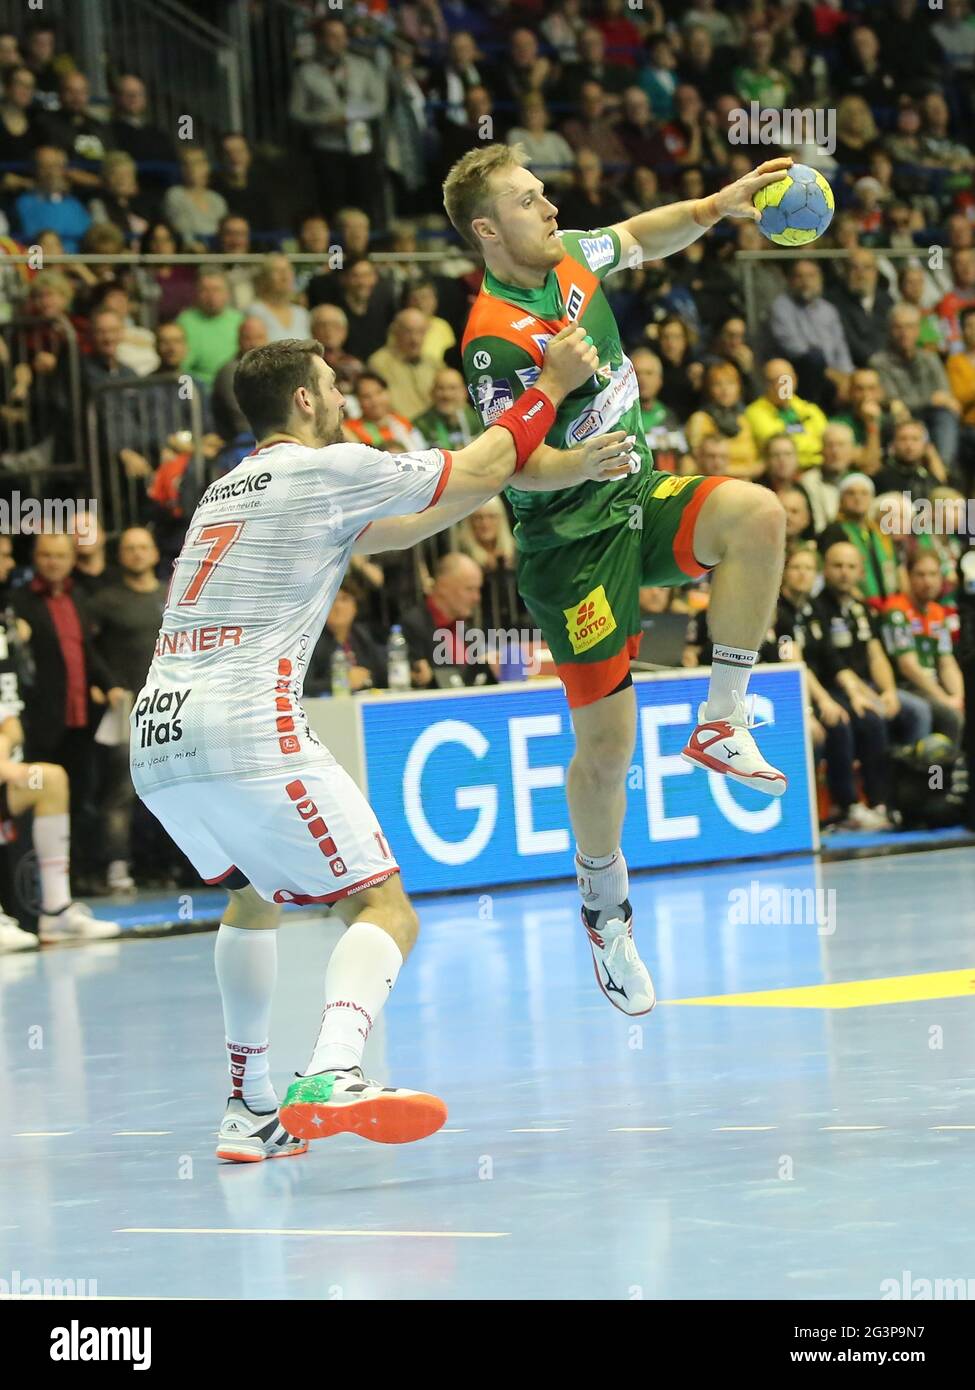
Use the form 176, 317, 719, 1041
582, 901, 655, 1016
216, 1097, 309, 1164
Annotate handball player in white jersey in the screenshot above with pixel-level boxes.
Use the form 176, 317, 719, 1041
131, 330, 635, 1161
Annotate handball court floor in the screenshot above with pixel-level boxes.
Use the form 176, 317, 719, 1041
1, 847, 973, 1301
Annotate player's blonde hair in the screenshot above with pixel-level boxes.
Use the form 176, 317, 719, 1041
442, 142, 527, 251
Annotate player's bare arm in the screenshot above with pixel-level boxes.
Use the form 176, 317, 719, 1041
606, 157, 795, 270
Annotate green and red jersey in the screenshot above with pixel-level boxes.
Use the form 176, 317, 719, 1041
461, 226, 652, 551
881, 593, 953, 673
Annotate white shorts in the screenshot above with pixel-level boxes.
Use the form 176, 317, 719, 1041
141, 759, 399, 906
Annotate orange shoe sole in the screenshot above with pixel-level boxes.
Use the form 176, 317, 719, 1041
280, 1093, 447, 1145
215, 1139, 309, 1163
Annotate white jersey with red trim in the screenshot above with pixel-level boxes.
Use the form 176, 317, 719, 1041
130, 438, 451, 792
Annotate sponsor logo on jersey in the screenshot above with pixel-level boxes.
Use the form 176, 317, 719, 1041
510, 315, 536, 330
133, 686, 191, 747
200, 471, 272, 506
565, 284, 586, 320
476, 378, 514, 425
154, 625, 244, 658
564, 584, 618, 656
391, 451, 442, 475
531, 332, 553, 355
472, 349, 492, 370
567, 408, 603, 443
650, 474, 696, 499
516, 365, 541, 388
579, 233, 615, 271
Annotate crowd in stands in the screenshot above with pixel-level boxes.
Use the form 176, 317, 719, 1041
0, 0, 974, 929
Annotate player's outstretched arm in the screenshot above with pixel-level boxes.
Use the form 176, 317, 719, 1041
607, 157, 794, 269
354, 327, 633, 554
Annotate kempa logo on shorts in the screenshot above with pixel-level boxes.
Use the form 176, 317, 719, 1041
472, 349, 491, 369
564, 584, 617, 655
50, 1321, 151, 1371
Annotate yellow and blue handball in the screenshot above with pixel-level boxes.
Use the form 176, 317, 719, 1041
753, 163, 834, 247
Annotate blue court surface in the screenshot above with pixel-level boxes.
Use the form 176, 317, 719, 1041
1, 847, 973, 1301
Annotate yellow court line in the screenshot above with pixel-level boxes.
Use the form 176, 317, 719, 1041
664, 966, 975, 1010
116, 1227, 509, 1239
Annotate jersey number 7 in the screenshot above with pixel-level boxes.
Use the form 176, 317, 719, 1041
173, 521, 245, 607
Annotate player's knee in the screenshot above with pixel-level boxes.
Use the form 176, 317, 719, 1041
743, 485, 787, 550
38, 762, 69, 802
573, 726, 633, 784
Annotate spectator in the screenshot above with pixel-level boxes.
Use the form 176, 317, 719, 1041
630, 346, 689, 474
730, 220, 789, 325
109, 73, 177, 176
873, 418, 946, 498
681, 0, 738, 48
413, 366, 480, 449
289, 16, 387, 220
819, 473, 899, 604
70, 508, 117, 600
918, 90, 974, 173
403, 279, 455, 364
561, 82, 629, 180
400, 553, 495, 688
213, 131, 276, 229
678, 25, 727, 105
439, 31, 492, 128
10, 532, 113, 881
506, 95, 575, 193
869, 305, 960, 475
292, 213, 333, 298
309, 303, 365, 400
440, 85, 497, 179
745, 357, 828, 471
832, 95, 880, 173
757, 433, 803, 500
305, 577, 388, 696
781, 485, 816, 549
614, 87, 660, 173
497, 28, 558, 106
691, 433, 732, 478
455, 496, 517, 573
176, 270, 245, 388
837, 24, 896, 106
556, 149, 626, 229
637, 34, 679, 118
0, 66, 44, 192
826, 249, 896, 368
946, 305, 975, 483
802, 421, 856, 533
89, 150, 159, 243
162, 148, 229, 249
651, 84, 729, 178
140, 220, 197, 321
882, 549, 965, 753
22, 20, 75, 107
686, 363, 760, 479
247, 254, 311, 343
310, 256, 396, 360
768, 259, 853, 409
595, 0, 645, 68
654, 314, 702, 420
343, 370, 425, 452
87, 528, 166, 892
14, 146, 91, 252
83, 307, 150, 497
211, 315, 269, 443
897, 263, 944, 351
41, 70, 115, 190
87, 281, 158, 377
386, 39, 429, 217
733, 30, 790, 109
932, 0, 975, 76
216, 214, 256, 312
561, 24, 631, 102
830, 366, 899, 477
936, 248, 975, 355
702, 316, 761, 396
809, 541, 917, 822
541, 0, 588, 65
367, 308, 439, 419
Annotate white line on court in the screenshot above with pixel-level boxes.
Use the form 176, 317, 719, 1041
116, 1227, 509, 1239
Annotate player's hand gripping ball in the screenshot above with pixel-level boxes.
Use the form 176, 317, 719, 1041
753, 163, 834, 246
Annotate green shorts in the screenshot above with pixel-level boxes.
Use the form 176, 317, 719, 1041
517, 472, 728, 708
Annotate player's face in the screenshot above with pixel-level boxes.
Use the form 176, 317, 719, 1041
485, 169, 562, 273
910, 557, 942, 604
307, 358, 345, 446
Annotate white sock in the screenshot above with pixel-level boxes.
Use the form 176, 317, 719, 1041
33, 813, 71, 914
214, 923, 278, 1112
302, 921, 403, 1075
576, 847, 629, 913
706, 644, 758, 720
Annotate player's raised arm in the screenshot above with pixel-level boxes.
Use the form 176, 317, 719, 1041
607, 157, 794, 270
355, 326, 634, 553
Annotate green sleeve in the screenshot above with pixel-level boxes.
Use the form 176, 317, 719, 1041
557, 226, 623, 281
462, 334, 540, 427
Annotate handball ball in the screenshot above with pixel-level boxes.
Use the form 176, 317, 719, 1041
753, 164, 835, 247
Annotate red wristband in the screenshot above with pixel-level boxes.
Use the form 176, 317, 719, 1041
491, 387, 556, 472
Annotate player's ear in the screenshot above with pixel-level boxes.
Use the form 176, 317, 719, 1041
471, 216, 495, 247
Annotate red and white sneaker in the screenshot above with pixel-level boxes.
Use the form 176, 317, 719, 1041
681, 696, 787, 797
582, 902, 655, 1016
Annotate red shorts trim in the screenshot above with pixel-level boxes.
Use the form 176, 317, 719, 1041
673, 475, 729, 578
557, 632, 642, 709
271, 866, 400, 907
204, 865, 242, 885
